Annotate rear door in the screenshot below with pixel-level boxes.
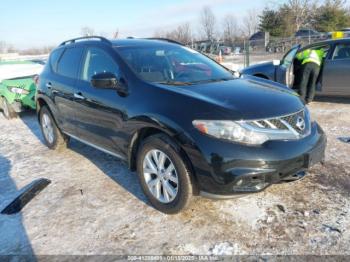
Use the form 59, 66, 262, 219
51, 46, 84, 135
322, 42, 350, 96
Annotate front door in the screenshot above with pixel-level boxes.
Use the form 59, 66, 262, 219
276, 45, 300, 87
322, 43, 350, 96
74, 46, 127, 156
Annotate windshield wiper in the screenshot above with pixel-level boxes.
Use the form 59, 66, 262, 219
192, 77, 234, 84
156, 81, 193, 86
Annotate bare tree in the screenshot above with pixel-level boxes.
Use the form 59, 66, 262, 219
199, 6, 216, 40
242, 9, 260, 37
113, 28, 119, 39
222, 14, 238, 45
81, 26, 95, 37
0, 41, 7, 53
153, 28, 167, 38
0, 41, 17, 54
173, 23, 192, 44
286, 0, 314, 31
153, 23, 192, 44
99, 31, 108, 38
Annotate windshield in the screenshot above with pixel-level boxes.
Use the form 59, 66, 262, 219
116, 45, 234, 85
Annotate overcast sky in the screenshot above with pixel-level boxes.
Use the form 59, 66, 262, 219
2, 0, 288, 49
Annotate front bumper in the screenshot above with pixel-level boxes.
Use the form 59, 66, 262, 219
186, 121, 326, 197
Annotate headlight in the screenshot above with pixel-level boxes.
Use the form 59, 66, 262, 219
193, 120, 269, 145
193, 118, 306, 145
7, 87, 30, 95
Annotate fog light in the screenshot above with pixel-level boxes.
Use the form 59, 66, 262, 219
233, 176, 269, 192
254, 182, 269, 190
236, 179, 243, 186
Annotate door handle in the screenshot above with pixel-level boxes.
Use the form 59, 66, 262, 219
46, 82, 52, 89
74, 92, 85, 100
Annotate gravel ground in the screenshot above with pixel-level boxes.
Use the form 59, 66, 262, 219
0, 99, 349, 256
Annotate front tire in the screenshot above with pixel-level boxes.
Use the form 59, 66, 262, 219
39, 106, 69, 150
1, 97, 17, 120
136, 134, 193, 214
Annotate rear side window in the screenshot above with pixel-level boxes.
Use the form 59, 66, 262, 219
57, 47, 84, 78
332, 44, 350, 60
49, 48, 64, 73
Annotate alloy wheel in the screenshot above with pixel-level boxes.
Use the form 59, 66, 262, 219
143, 149, 179, 203
2, 99, 9, 118
42, 113, 54, 144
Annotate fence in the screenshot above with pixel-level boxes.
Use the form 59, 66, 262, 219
194, 34, 333, 70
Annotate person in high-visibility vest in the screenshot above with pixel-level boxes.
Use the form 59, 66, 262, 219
295, 48, 325, 103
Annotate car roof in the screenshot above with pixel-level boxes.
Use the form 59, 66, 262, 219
301, 38, 350, 50
54, 37, 181, 51
111, 38, 180, 47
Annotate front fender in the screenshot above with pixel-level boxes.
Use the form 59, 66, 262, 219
0, 84, 16, 104
240, 62, 276, 80
126, 114, 197, 171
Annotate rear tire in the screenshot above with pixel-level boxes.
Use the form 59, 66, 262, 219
1, 97, 17, 120
39, 106, 69, 150
136, 134, 193, 214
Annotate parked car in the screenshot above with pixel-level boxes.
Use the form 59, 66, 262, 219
295, 29, 321, 39
0, 60, 43, 119
233, 47, 241, 55
249, 31, 269, 49
249, 31, 267, 41
240, 38, 350, 98
36, 36, 326, 214
219, 46, 232, 55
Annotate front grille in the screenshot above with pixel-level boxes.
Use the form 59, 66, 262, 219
248, 109, 310, 137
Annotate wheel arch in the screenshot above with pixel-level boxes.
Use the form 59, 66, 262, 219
127, 125, 199, 195
36, 96, 49, 123
36, 95, 61, 128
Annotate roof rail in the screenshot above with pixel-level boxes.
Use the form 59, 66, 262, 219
59, 36, 111, 46
145, 38, 183, 45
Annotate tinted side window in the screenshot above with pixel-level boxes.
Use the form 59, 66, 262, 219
81, 48, 119, 81
57, 47, 84, 78
332, 44, 350, 60
49, 48, 64, 73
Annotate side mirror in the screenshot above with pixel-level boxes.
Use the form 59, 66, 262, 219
231, 70, 241, 78
273, 60, 281, 66
91, 72, 119, 89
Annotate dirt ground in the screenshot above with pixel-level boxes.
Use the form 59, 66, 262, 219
0, 98, 349, 256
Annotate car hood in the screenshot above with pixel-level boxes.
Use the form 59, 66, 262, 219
0, 63, 43, 81
160, 77, 304, 120
240, 61, 274, 72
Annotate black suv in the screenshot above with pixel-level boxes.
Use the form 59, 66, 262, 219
36, 36, 326, 214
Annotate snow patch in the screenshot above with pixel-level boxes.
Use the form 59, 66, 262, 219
0, 64, 43, 81
210, 242, 239, 255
